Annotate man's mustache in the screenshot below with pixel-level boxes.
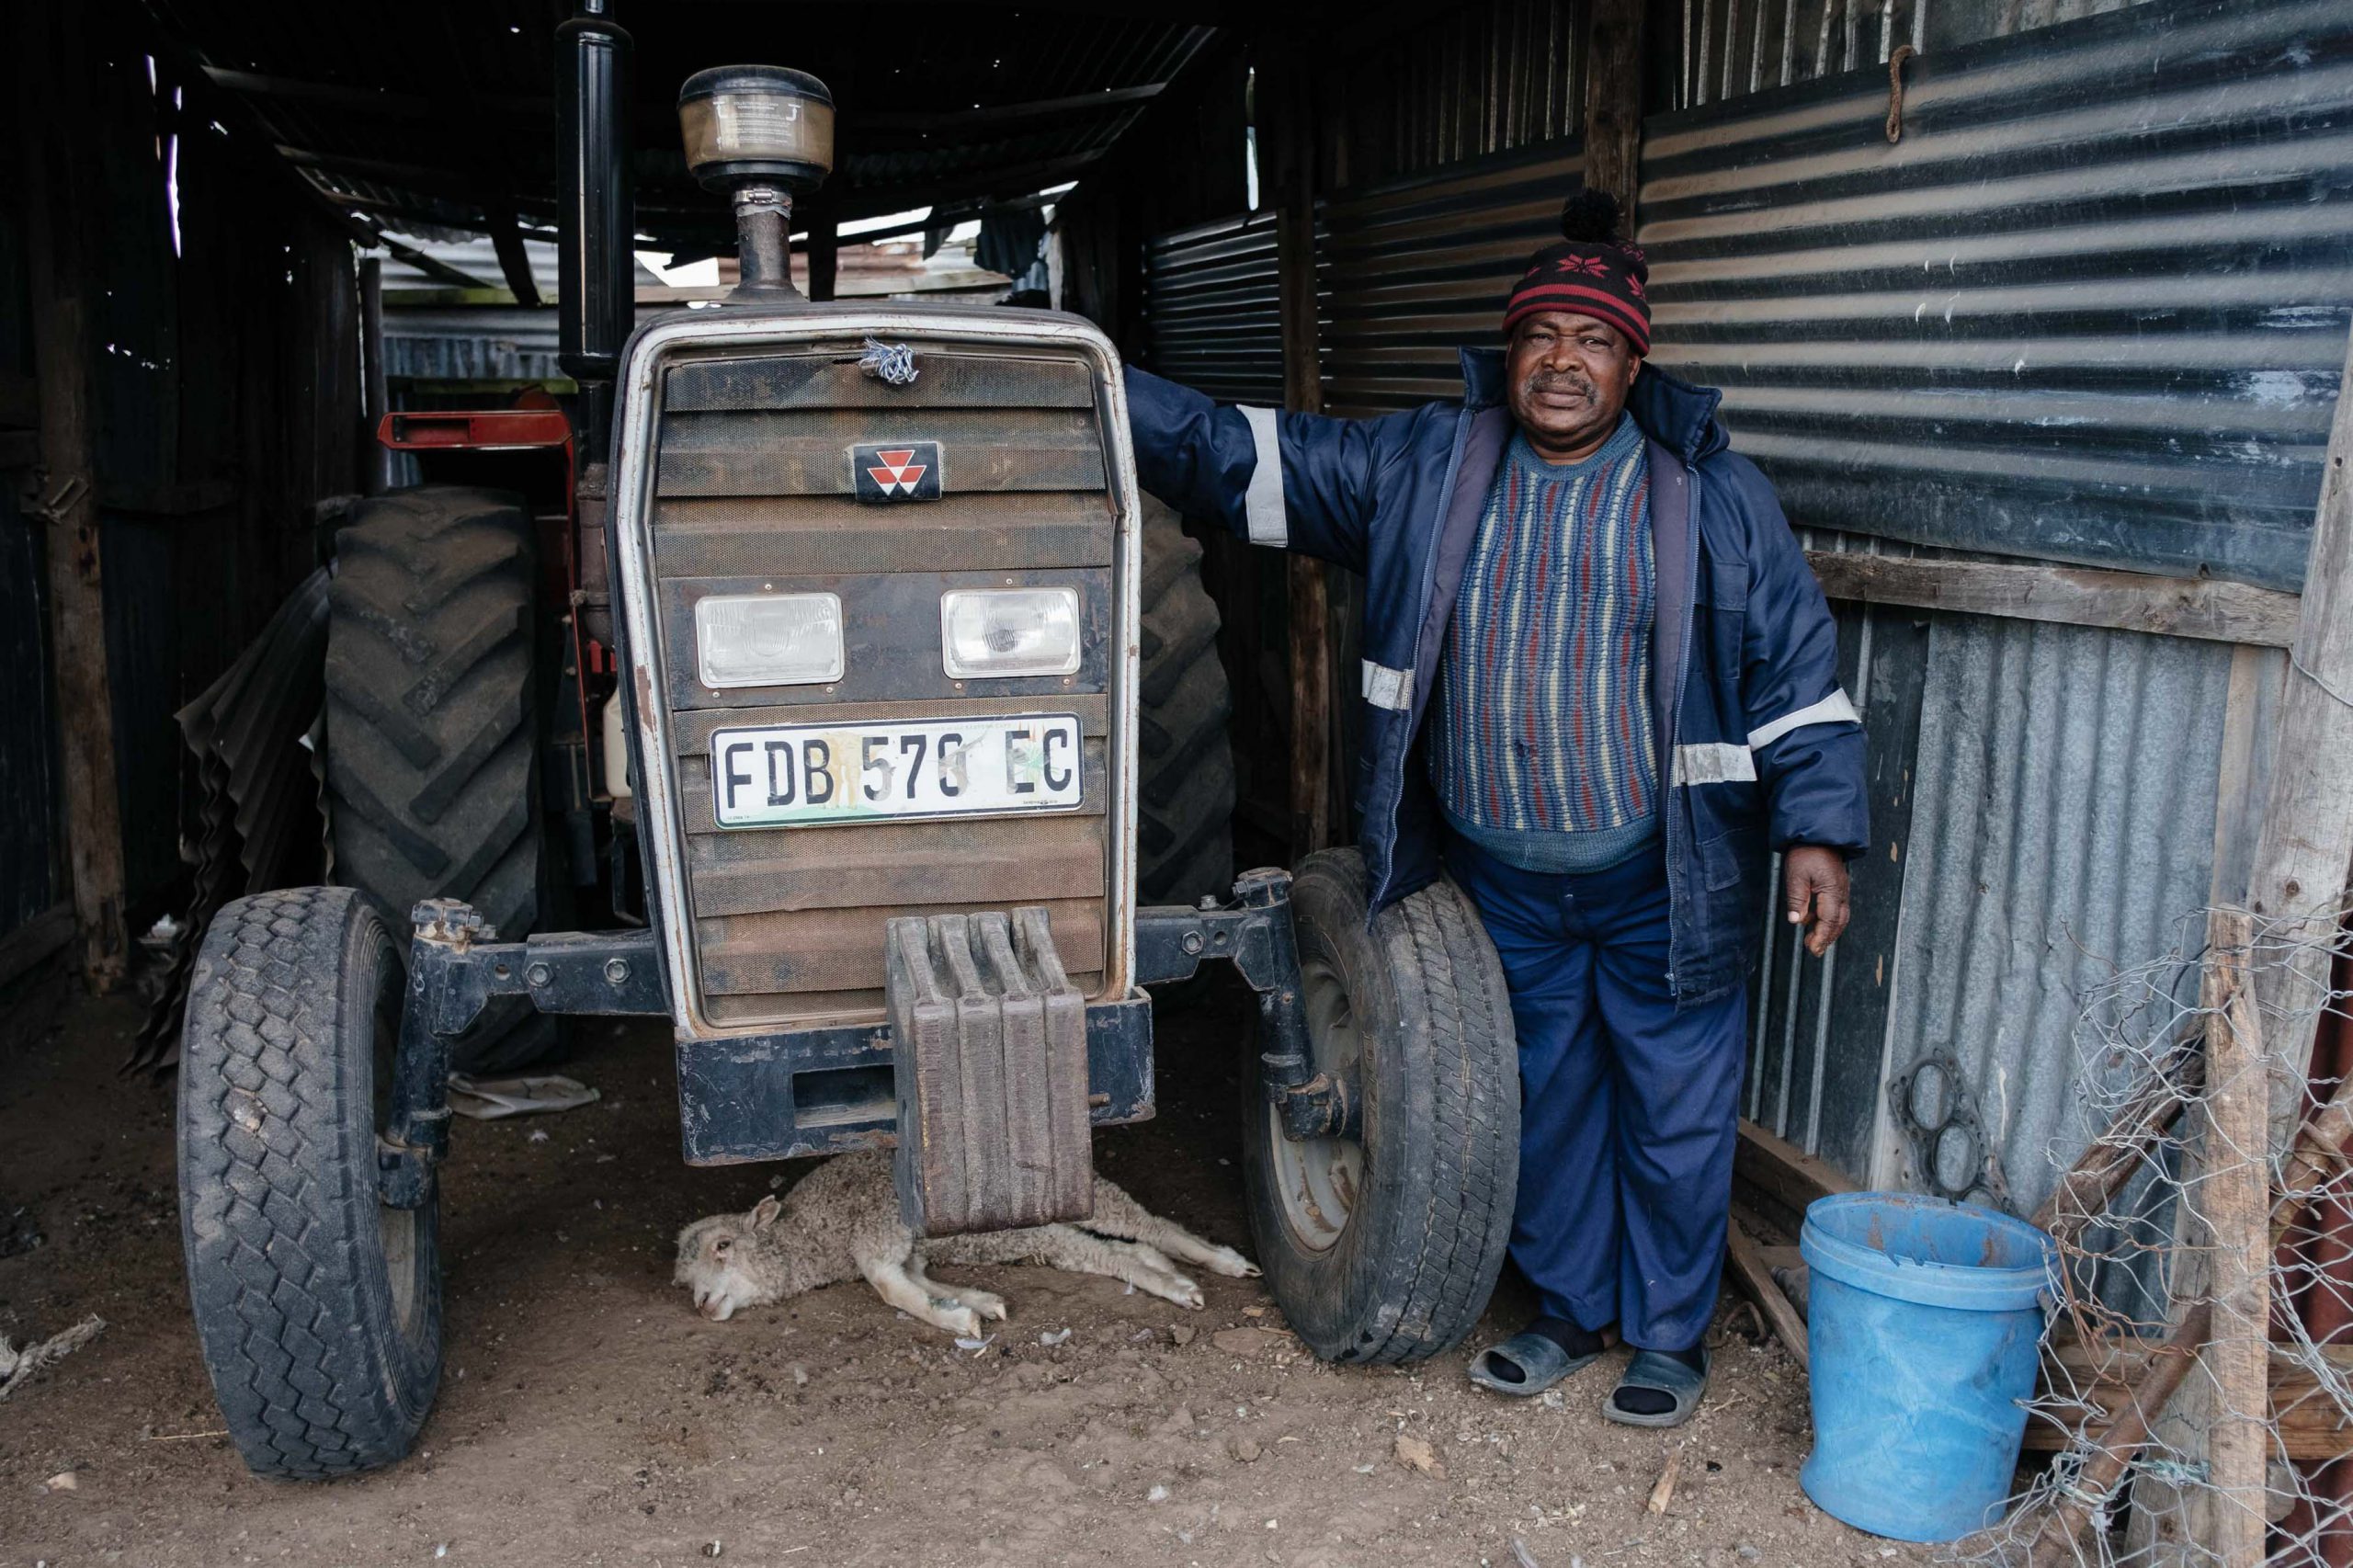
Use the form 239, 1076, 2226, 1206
1521, 372, 1595, 401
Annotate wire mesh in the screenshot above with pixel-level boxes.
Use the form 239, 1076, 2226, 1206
1945, 902, 2353, 1566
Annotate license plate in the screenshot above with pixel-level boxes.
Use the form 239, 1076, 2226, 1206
709, 713, 1084, 829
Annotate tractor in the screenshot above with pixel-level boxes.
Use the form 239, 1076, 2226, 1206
175, 20, 1518, 1479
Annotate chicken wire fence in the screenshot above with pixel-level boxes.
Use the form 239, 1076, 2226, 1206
1942, 903, 2353, 1567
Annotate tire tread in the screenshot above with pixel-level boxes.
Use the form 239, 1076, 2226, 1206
177, 888, 439, 1479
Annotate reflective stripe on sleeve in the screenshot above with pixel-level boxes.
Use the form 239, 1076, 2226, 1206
1360, 660, 1413, 711
1239, 405, 1287, 547
1673, 743, 1757, 785
1746, 688, 1860, 751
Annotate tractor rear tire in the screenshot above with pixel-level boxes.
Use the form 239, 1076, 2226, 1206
1136, 499, 1235, 907
1242, 848, 1519, 1364
324, 484, 560, 1073
177, 887, 442, 1479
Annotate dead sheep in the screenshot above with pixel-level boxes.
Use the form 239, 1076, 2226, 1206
673, 1150, 1259, 1336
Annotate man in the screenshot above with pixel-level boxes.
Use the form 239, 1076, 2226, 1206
1122, 191, 1867, 1426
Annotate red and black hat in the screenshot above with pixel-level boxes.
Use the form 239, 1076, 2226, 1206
1502, 189, 1651, 357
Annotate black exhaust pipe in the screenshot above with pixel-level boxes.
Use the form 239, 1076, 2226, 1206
556, 0, 632, 461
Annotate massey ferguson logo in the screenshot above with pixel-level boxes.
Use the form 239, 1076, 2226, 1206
851, 441, 942, 503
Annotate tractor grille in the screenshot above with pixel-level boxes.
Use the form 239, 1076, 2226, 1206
638, 336, 1125, 1030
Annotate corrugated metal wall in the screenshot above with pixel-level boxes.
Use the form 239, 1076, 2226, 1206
1299, 0, 2353, 589
1874, 615, 2236, 1208
1740, 531, 1929, 1180
2, 4, 361, 960
1136, 0, 2342, 1195
1326, 0, 1587, 187
1642, 0, 2353, 593
1664, 0, 2164, 113
1142, 211, 1284, 406
1317, 140, 1585, 415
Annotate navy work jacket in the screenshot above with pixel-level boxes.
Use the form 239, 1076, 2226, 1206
1125, 347, 1870, 1009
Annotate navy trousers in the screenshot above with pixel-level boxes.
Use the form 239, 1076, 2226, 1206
1443, 834, 1749, 1351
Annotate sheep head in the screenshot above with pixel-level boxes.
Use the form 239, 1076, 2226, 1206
673, 1195, 783, 1321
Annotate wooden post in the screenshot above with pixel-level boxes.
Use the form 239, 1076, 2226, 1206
2200, 911, 2269, 1566
2248, 325, 2353, 1134
1583, 0, 1649, 219
17, 3, 126, 992
1268, 58, 1333, 856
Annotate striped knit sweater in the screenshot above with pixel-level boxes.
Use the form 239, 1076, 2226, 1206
1427, 414, 1660, 873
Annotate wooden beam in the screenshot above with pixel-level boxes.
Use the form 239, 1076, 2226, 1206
1733, 1118, 1858, 1232
2247, 325, 2353, 1128
1267, 60, 1333, 858
0, 904, 74, 992
16, 3, 126, 992
1725, 1222, 1809, 1369
1806, 551, 2300, 648
2030, 1334, 2353, 1465
1582, 0, 1648, 221
2199, 912, 2268, 1566
2026, 935, 2353, 1561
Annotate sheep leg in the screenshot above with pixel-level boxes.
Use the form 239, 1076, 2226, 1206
1029, 1225, 1206, 1309
858, 1253, 983, 1338
905, 1254, 1007, 1323
1084, 1179, 1262, 1278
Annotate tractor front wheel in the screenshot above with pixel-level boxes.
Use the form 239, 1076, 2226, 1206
1242, 849, 1519, 1364
176, 887, 442, 1479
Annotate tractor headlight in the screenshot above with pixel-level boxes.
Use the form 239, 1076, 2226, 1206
939, 587, 1081, 679
695, 592, 844, 688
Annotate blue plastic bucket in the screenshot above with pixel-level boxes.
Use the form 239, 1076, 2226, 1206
1798, 1192, 2056, 1542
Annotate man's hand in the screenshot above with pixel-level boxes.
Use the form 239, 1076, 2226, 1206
1782, 846, 1851, 958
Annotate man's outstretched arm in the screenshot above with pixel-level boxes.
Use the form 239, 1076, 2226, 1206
1124, 367, 1386, 576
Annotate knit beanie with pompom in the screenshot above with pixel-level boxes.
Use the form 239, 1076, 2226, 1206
1502, 188, 1651, 356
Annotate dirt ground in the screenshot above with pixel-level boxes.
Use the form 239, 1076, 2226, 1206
0, 971, 1937, 1568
